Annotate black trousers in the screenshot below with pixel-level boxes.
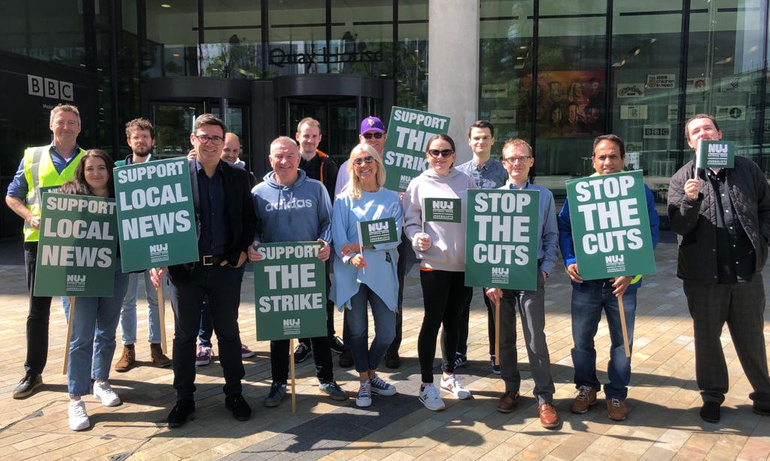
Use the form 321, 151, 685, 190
683, 276, 770, 406
418, 270, 472, 384
24, 241, 53, 375
167, 263, 245, 401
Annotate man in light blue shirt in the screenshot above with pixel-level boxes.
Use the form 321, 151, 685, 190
485, 138, 559, 428
453, 120, 508, 373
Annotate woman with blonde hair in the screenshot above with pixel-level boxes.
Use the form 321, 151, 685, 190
331, 143, 402, 407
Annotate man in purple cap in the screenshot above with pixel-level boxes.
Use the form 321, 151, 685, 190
334, 116, 387, 196
334, 116, 414, 369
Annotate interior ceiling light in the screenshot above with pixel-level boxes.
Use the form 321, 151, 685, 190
161, 3, 171, 8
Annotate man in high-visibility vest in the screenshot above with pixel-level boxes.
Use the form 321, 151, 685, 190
5, 104, 85, 399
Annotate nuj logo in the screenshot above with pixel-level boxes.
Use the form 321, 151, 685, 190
491, 267, 509, 276
605, 255, 624, 264
708, 143, 728, 153
283, 318, 300, 327
150, 243, 168, 254
368, 222, 389, 232
67, 275, 86, 283
433, 200, 454, 211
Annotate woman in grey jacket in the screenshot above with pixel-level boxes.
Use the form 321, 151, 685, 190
402, 134, 475, 411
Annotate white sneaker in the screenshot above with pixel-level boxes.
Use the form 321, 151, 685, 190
370, 375, 397, 396
419, 384, 445, 411
68, 400, 90, 431
356, 380, 372, 408
93, 380, 121, 407
440, 374, 471, 400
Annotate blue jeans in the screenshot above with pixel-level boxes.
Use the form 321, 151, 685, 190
119, 271, 162, 345
346, 284, 397, 374
571, 280, 637, 400
67, 266, 130, 397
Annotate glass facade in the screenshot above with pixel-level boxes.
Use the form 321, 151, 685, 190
1, 0, 768, 212
479, 0, 770, 200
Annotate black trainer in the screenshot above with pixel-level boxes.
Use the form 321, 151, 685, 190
225, 393, 252, 421
700, 401, 720, 423
12, 373, 42, 399
329, 336, 345, 355
293, 342, 312, 363
167, 399, 195, 428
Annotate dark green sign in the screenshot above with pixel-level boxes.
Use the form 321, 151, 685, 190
253, 242, 328, 341
465, 189, 540, 290
114, 158, 198, 272
358, 218, 398, 246
34, 192, 118, 297
565, 170, 656, 280
424, 197, 462, 223
382, 106, 451, 191
697, 140, 735, 169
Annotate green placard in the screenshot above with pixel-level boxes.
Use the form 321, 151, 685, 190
114, 158, 199, 272
253, 242, 328, 341
424, 197, 462, 223
34, 192, 118, 297
565, 170, 656, 280
465, 189, 540, 290
382, 106, 451, 191
696, 140, 735, 168
358, 217, 398, 246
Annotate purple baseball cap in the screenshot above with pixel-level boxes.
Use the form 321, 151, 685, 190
360, 116, 386, 135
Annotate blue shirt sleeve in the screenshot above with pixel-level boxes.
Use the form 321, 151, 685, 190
540, 190, 559, 275
318, 185, 333, 243
6, 158, 28, 199
557, 198, 576, 268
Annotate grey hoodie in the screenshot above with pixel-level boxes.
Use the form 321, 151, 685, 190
402, 167, 475, 271
252, 169, 332, 244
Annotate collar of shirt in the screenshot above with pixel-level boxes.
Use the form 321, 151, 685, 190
194, 158, 225, 175
472, 157, 491, 170
50, 143, 80, 164
507, 179, 530, 190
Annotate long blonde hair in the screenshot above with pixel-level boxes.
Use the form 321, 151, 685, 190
345, 143, 386, 201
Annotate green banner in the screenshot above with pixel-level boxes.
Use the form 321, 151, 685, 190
382, 106, 451, 191
465, 189, 540, 290
358, 217, 398, 246
34, 192, 118, 297
424, 197, 462, 223
253, 242, 328, 341
696, 140, 735, 169
114, 158, 198, 272
565, 170, 656, 280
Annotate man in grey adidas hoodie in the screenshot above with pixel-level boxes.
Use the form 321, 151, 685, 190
249, 137, 348, 407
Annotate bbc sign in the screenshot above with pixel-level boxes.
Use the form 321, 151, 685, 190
28, 74, 74, 101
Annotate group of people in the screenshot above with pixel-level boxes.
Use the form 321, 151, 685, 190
6, 105, 770, 434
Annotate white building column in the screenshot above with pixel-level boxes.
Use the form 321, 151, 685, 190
428, 0, 480, 164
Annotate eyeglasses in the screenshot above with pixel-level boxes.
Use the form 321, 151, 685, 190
353, 155, 375, 166
428, 149, 455, 158
195, 135, 224, 145
502, 155, 532, 164
362, 132, 384, 140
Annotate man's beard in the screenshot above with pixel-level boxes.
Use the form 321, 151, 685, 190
134, 147, 152, 157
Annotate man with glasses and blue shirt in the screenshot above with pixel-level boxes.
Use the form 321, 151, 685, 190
454, 120, 508, 374
484, 139, 559, 428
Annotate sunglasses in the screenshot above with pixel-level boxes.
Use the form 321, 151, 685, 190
428, 149, 455, 158
353, 155, 375, 166
362, 132, 384, 140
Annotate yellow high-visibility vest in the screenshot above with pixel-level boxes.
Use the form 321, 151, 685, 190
21, 145, 84, 241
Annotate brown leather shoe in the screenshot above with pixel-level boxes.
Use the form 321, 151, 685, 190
607, 398, 627, 421
496, 391, 518, 413
151, 343, 172, 368
570, 385, 597, 414
114, 344, 135, 372
538, 403, 559, 428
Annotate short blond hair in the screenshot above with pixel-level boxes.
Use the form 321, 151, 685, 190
50, 104, 80, 125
